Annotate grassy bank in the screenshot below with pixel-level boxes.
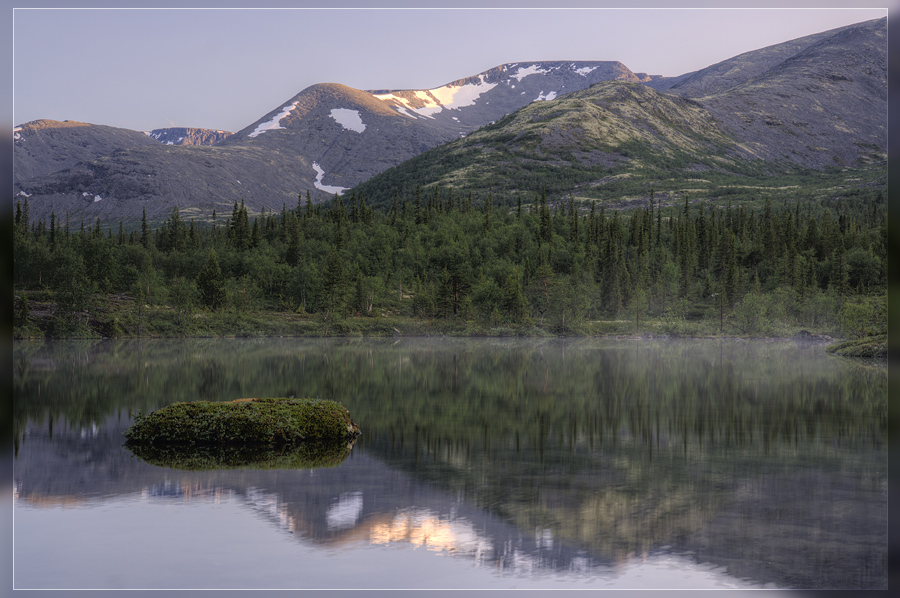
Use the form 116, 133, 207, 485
14, 290, 861, 341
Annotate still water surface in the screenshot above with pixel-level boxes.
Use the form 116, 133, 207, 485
13, 337, 886, 590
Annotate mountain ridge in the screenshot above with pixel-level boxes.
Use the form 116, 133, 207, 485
13, 17, 886, 225
351, 17, 886, 207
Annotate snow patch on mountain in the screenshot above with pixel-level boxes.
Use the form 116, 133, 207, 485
312, 162, 348, 196
330, 108, 366, 133
572, 64, 598, 76
510, 64, 550, 82
374, 74, 497, 119
248, 101, 300, 138
93, 195, 102, 202
14, 127, 22, 141
534, 91, 558, 102
393, 106, 417, 119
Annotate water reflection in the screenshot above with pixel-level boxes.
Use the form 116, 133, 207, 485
125, 437, 358, 470
12, 337, 886, 589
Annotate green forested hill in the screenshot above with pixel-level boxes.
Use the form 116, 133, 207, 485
352, 81, 757, 208
350, 78, 886, 212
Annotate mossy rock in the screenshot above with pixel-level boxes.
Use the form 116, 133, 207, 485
125, 437, 357, 470
123, 397, 361, 446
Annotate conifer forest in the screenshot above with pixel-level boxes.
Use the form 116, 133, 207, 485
13, 184, 887, 342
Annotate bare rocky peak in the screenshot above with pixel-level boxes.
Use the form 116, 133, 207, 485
13, 119, 160, 183
147, 127, 232, 146
668, 17, 885, 99
226, 82, 414, 144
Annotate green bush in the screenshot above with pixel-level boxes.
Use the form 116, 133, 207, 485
839, 296, 887, 339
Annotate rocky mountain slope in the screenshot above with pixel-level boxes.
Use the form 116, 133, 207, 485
13, 18, 885, 225
13, 119, 160, 184
692, 18, 886, 170
146, 127, 232, 146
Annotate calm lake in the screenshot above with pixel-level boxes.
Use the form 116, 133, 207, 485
12, 337, 886, 590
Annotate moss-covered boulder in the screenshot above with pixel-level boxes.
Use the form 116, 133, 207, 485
825, 335, 887, 360
123, 397, 361, 446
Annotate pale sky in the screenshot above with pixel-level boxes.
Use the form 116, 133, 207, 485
10, 2, 891, 133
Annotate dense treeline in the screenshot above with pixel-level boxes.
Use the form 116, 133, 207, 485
12, 185, 887, 339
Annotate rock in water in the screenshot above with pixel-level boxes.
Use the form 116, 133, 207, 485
123, 397, 361, 445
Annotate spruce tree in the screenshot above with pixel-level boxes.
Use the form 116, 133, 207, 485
539, 190, 552, 243
321, 249, 347, 317
197, 250, 226, 310
482, 191, 493, 235
140, 207, 149, 248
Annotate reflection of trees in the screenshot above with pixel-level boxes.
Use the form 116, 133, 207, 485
13, 337, 886, 588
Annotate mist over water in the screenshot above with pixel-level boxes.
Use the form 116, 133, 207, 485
13, 337, 886, 590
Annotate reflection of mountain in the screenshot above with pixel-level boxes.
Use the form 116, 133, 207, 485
14, 409, 885, 588
13, 338, 887, 589
13, 415, 611, 579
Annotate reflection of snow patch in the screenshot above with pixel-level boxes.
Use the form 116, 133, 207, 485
533, 91, 557, 102
369, 507, 493, 559
245, 487, 293, 531
330, 108, 366, 133
79, 423, 99, 439
312, 162, 348, 196
326, 492, 363, 530
248, 101, 300, 138
536, 528, 554, 549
